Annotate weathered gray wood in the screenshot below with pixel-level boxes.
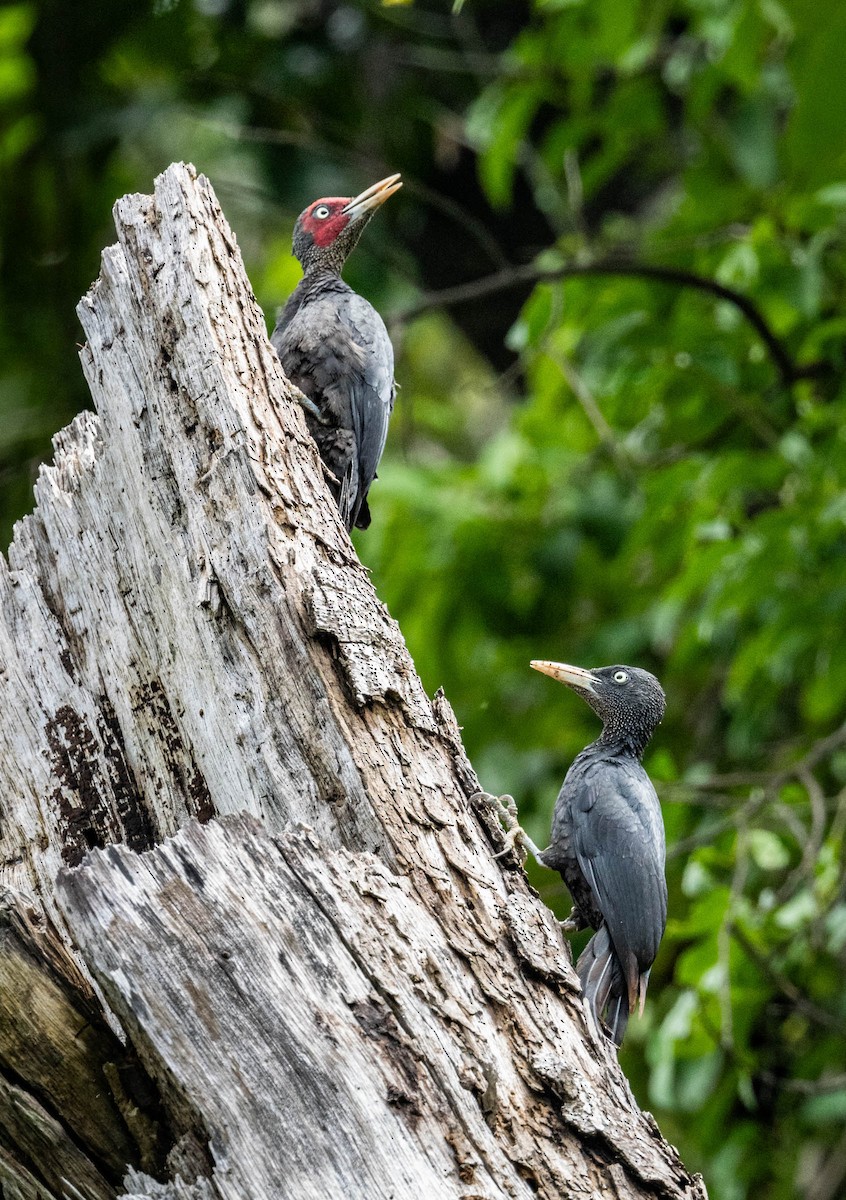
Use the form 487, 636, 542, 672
0, 890, 163, 1194
60, 816, 528, 1198
0, 163, 707, 1199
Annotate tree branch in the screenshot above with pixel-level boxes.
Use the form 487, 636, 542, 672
392, 259, 829, 388
689, 722, 846, 790
665, 720, 846, 860
758, 1071, 846, 1096
729, 924, 844, 1034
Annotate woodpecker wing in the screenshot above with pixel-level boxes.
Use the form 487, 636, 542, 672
271, 279, 394, 530
333, 290, 395, 528
571, 758, 667, 1011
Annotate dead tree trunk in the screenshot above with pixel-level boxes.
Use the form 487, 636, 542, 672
0, 163, 706, 1200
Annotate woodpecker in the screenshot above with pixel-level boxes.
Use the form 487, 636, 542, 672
478, 661, 667, 1046
271, 173, 401, 531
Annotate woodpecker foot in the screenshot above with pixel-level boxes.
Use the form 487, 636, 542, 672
471, 791, 543, 864
291, 384, 330, 425
320, 460, 341, 490
560, 907, 588, 933
493, 824, 529, 862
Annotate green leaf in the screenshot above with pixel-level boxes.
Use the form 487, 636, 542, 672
748, 830, 791, 871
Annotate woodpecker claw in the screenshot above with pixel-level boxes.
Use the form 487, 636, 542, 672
319, 462, 342, 492
472, 791, 543, 864
291, 385, 330, 425
492, 824, 529, 861
560, 907, 588, 933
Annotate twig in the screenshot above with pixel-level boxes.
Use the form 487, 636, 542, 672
667, 724, 846, 862
563, 149, 587, 241
698, 1013, 846, 1100
787, 721, 846, 773
813, 1111, 846, 1200
758, 1071, 846, 1096
729, 923, 844, 1033
667, 788, 770, 860
392, 259, 829, 387
718, 827, 750, 1050
770, 800, 810, 850
676, 721, 846, 793
201, 118, 509, 269
661, 787, 743, 809
774, 766, 828, 904
546, 348, 634, 475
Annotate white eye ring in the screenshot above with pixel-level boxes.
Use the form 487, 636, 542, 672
313, 205, 330, 219
613, 670, 629, 684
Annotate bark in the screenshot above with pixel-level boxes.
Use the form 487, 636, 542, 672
0, 163, 707, 1200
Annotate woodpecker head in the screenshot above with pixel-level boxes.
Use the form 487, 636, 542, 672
292, 173, 402, 276
531, 660, 666, 756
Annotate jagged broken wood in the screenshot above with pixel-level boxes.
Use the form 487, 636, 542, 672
0, 163, 707, 1200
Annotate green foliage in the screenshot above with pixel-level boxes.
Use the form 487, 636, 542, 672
2, 2, 846, 1196
367, 4, 846, 1195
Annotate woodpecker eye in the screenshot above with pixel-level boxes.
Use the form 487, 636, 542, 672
313, 205, 330, 219
613, 670, 629, 684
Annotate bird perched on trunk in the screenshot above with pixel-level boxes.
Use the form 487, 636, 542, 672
479, 660, 667, 1047
271, 173, 401, 531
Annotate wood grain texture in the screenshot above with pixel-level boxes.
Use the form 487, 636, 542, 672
0, 891, 164, 1187
0, 163, 707, 1199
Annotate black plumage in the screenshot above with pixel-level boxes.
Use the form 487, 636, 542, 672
530, 660, 667, 1046
271, 174, 401, 530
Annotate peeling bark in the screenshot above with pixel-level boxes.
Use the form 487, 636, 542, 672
0, 163, 707, 1200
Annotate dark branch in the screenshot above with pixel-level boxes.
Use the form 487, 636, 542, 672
391, 259, 829, 388
763, 1072, 846, 1096
678, 721, 846, 792
729, 923, 845, 1034
665, 722, 846, 860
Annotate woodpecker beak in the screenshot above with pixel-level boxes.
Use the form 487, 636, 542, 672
342, 173, 402, 221
530, 660, 597, 695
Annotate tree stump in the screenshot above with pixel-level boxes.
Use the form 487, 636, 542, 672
0, 163, 706, 1200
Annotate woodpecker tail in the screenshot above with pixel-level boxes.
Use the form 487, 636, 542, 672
354, 495, 372, 530
577, 924, 648, 1047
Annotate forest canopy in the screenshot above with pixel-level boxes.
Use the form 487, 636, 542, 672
1, 3, 845, 1198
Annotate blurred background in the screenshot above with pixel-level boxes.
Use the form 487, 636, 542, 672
2, 1, 845, 1196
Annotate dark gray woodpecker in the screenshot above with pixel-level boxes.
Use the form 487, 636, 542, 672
483, 661, 667, 1047
271, 173, 402, 531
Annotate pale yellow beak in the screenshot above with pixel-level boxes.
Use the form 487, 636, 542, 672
530, 660, 597, 695
343, 173, 402, 220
